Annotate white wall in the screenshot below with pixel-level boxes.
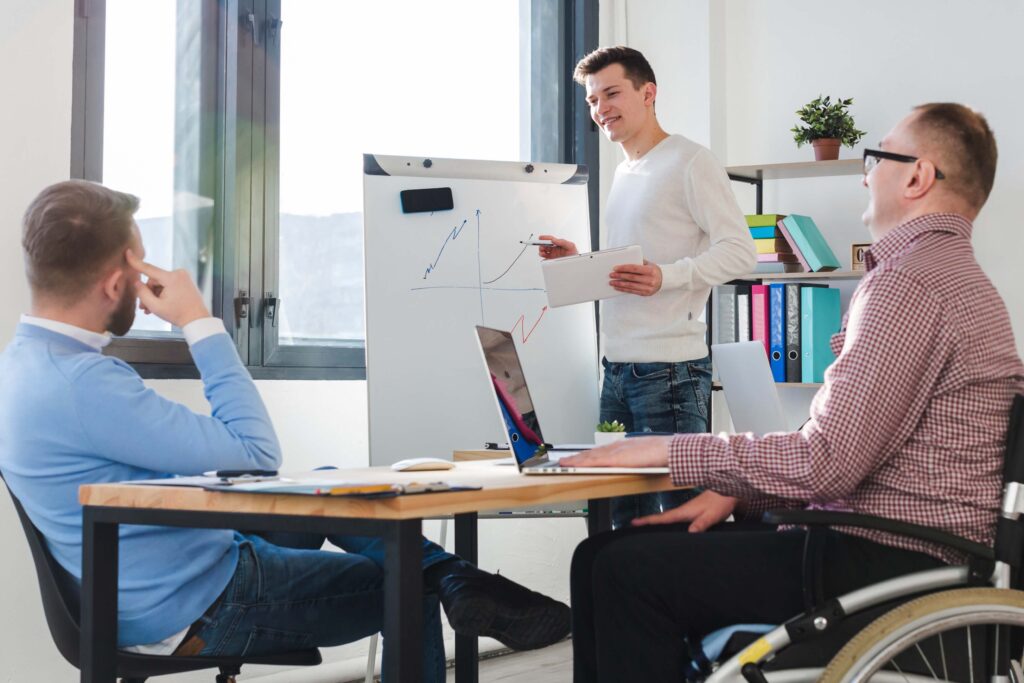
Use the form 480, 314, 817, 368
721, 0, 1024, 356
608, 0, 1024, 425
0, 2, 78, 680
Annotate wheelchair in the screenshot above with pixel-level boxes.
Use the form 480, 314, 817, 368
701, 394, 1024, 682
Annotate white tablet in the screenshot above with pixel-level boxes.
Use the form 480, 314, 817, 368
540, 245, 644, 308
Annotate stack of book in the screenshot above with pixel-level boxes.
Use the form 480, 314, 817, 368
714, 282, 842, 383
746, 214, 802, 274
745, 214, 842, 274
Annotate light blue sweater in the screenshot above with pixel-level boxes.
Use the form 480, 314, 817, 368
0, 323, 282, 646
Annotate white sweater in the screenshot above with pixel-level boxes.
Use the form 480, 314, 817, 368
602, 134, 756, 362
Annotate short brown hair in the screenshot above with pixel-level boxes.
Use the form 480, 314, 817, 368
911, 103, 998, 210
22, 180, 139, 301
573, 46, 656, 89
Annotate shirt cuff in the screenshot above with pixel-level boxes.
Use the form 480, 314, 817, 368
667, 433, 710, 487
182, 317, 227, 347
659, 261, 690, 292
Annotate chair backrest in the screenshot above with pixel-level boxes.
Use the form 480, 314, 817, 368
1002, 394, 1024, 486
993, 395, 1024, 586
0, 474, 82, 667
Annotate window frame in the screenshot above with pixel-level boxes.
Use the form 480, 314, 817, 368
71, 0, 598, 380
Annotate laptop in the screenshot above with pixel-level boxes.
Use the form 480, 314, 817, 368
711, 341, 787, 436
474, 325, 670, 475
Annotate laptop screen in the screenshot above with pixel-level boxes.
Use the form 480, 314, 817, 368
710, 341, 787, 436
475, 326, 549, 466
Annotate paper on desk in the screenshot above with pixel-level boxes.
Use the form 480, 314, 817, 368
125, 476, 478, 496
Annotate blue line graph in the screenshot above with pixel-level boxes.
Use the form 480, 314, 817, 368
483, 233, 533, 285
422, 218, 469, 279
414, 210, 547, 334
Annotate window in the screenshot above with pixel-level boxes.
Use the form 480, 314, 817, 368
72, 0, 597, 379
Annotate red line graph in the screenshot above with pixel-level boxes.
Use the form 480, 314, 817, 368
511, 305, 549, 343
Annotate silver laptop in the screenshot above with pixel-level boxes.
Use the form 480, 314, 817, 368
711, 341, 787, 436
474, 326, 670, 475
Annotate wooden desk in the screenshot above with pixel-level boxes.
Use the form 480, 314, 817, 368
78, 461, 677, 683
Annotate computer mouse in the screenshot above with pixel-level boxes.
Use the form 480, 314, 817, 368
390, 457, 456, 472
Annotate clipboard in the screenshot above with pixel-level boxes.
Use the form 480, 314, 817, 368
540, 244, 644, 307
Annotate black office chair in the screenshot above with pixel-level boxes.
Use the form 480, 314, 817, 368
0, 475, 321, 683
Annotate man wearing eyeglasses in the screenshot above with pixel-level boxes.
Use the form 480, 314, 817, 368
561, 103, 1024, 682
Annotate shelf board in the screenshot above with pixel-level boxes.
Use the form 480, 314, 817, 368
748, 269, 864, 281
727, 159, 863, 181
712, 381, 822, 390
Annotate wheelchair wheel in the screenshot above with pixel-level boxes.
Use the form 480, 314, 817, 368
820, 588, 1024, 683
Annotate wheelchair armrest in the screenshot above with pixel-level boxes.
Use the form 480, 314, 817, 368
761, 509, 994, 561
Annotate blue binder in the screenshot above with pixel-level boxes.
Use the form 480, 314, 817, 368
801, 287, 841, 383
769, 283, 786, 382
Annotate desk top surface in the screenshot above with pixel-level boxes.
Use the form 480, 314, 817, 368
79, 461, 678, 520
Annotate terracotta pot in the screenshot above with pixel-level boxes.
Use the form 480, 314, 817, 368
811, 138, 841, 161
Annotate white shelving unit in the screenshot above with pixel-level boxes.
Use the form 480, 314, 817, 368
712, 159, 866, 391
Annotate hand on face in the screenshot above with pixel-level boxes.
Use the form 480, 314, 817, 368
559, 435, 671, 468
126, 249, 210, 328
537, 234, 579, 259
631, 490, 738, 532
610, 260, 662, 296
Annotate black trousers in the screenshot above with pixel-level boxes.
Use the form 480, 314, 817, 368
570, 522, 944, 683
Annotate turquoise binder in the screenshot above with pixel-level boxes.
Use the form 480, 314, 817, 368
801, 287, 841, 383
780, 215, 840, 272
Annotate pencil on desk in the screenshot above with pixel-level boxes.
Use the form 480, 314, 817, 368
317, 484, 396, 496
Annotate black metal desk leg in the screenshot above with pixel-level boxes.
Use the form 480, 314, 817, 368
454, 512, 479, 683
587, 498, 612, 536
383, 519, 424, 683
80, 507, 118, 683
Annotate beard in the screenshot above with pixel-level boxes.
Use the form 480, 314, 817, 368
106, 283, 138, 336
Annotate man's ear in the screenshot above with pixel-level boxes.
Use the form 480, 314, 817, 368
644, 82, 657, 107
99, 267, 124, 305
905, 160, 939, 200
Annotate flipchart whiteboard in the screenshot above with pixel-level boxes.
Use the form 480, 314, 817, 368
363, 154, 599, 465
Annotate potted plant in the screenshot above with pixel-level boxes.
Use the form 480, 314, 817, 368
791, 95, 866, 161
594, 419, 627, 446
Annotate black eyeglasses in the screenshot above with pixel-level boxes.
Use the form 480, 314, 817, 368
863, 148, 945, 180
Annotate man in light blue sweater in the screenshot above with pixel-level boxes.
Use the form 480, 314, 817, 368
0, 180, 569, 677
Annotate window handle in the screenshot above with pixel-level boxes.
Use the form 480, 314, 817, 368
264, 294, 280, 328
245, 11, 260, 47
234, 290, 251, 328
268, 17, 282, 44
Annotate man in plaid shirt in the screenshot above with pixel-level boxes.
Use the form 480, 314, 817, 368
562, 104, 1024, 682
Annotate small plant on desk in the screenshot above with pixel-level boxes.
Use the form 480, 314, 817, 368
596, 420, 626, 433
595, 420, 627, 446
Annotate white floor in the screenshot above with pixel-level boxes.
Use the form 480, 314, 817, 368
443, 642, 572, 682
343, 641, 574, 683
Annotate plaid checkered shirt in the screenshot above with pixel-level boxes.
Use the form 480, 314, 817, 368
670, 213, 1024, 563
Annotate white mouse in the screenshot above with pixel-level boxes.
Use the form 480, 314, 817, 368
391, 457, 456, 472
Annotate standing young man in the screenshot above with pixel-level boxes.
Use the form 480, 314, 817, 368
541, 46, 756, 527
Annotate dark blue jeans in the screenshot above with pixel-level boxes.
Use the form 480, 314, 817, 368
191, 532, 454, 682
600, 356, 712, 528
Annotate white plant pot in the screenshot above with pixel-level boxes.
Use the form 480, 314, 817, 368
594, 431, 628, 446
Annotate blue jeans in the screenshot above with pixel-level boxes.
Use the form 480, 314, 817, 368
191, 532, 453, 682
600, 355, 712, 528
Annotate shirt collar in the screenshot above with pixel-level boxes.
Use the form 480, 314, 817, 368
19, 315, 112, 351
865, 212, 973, 271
